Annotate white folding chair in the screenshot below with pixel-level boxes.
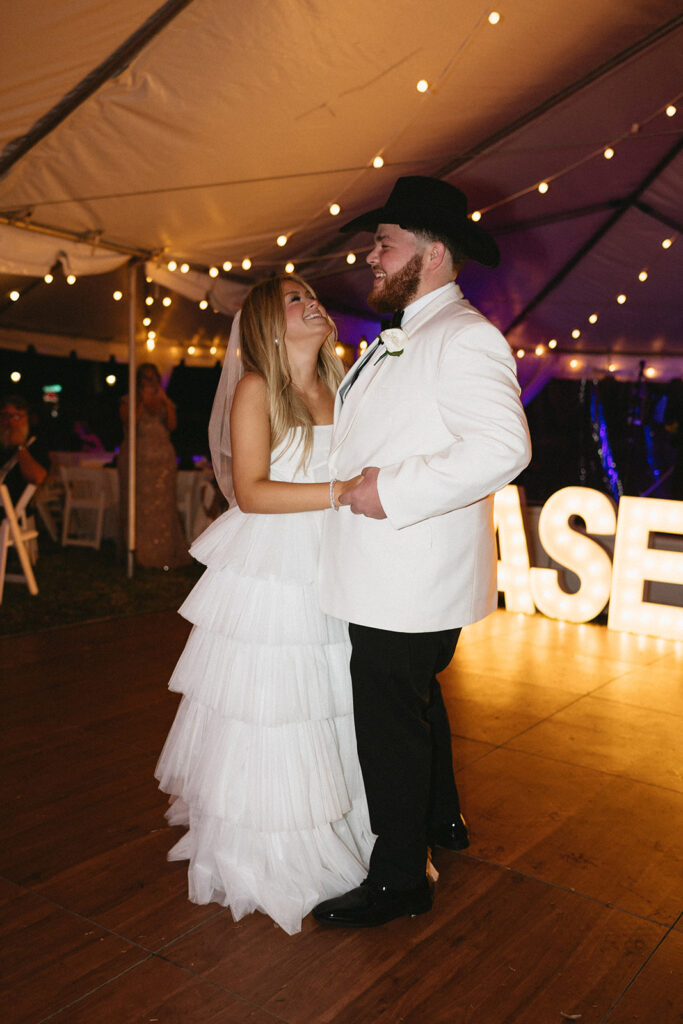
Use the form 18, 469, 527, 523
60, 465, 108, 549
0, 483, 39, 603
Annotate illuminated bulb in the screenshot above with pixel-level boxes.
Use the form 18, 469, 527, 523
146, 338, 155, 351
335, 344, 344, 357
167, 260, 177, 272
666, 104, 677, 117
569, 358, 579, 369
210, 346, 217, 356
645, 367, 656, 378
488, 11, 501, 24
372, 155, 384, 168
9, 290, 20, 301
209, 266, 219, 278
187, 345, 196, 355
44, 272, 53, 284
535, 344, 545, 356
66, 274, 76, 285
538, 181, 549, 194
588, 313, 598, 324
276, 234, 288, 247
162, 296, 172, 307
241, 257, 252, 270
548, 339, 557, 350
617, 293, 627, 304
329, 203, 341, 216
359, 340, 368, 351
638, 269, 648, 282
285, 262, 295, 274
147, 330, 156, 340
145, 276, 152, 284
113, 290, 123, 301
199, 299, 208, 310
180, 263, 190, 274
142, 317, 151, 327
572, 329, 581, 339
603, 147, 614, 160
416, 79, 430, 93
346, 252, 356, 264
222, 260, 232, 272
516, 349, 525, 359
661, 238, 673, 249
471, 211, 482, 222
608, 363, 617, 372
106, 374, 116, 385
10, 370, 21, 382
145, 296, 154, 306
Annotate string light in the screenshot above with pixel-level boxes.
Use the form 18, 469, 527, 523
416, 80, 430, 93
285, 262, 295, 274
9, 290, 20, 301
209, 266, 219, 278
516, 348, 525, 358
146, 338, 155, 351
10, 370, 21, 382
488, 11, 501, 24
572, 329, 581, 339
569, 359, 579, 369
222, 260, 233, 272
661, 238, 673, 249
617, 293, 627, 304
588, 314, 598, 324
638, 269, 648, 282
162, 296, 172, 307
666, 104, 677, 117
608, 363, 617, 372
645, 367, 656, 378
335, 344, 345, 357
147, 330, 156, 340
603, 147, 614, 160
329, 203, 341, 216
372, 155, 384, 169
346, 253, 356, 264
66, 274, 76, 285
199, 299, 208, 310
187, 345, 196, 355
105, 374, 116, 385
142, 316, 151, 327
537, 181, 549, 194
113, 290, 123, 301
145, 296, 154, 306
210, 345, 218, 356
44, 272, 53, 284
167, 260, 177, 272
535, 344, 545, 356
180, 263, 190, 274
276, 234, 288, 247
241, 257, 252, 270
470, 211, 482, 222
548, 339, 557, 350
359, 339, 368, 351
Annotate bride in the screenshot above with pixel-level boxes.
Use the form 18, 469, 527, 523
155, 274, 374, 934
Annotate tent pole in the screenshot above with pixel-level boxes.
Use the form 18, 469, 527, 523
126, 263, 137, 578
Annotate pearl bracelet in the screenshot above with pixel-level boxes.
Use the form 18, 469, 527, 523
329, 479, 339, 511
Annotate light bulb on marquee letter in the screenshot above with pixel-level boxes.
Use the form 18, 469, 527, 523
608, 497, 683, 641
494, 486, 535, 614
529, 487, 616, 623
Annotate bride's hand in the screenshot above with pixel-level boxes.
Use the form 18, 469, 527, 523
334, 474, 364, 507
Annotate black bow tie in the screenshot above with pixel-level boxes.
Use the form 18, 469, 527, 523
390, 310, 404, 328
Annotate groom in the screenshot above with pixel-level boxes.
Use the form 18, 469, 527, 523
315, 176, 531, 927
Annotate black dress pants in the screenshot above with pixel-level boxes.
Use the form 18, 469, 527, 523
348, 623, 462, 890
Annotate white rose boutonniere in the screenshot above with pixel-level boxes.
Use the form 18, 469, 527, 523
374, 327, 408, 364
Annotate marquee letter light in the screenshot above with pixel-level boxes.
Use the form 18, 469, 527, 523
608, 497, 683, 641
494, 485, 534, 613
530, 487, 616, 623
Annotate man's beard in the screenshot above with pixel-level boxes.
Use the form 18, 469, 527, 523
367, 252, 423, 314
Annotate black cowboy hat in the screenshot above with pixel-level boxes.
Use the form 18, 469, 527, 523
340, 175, 500, 268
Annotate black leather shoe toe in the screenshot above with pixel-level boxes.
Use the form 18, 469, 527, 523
428, 813, 469, 851
312, 879, 433, 928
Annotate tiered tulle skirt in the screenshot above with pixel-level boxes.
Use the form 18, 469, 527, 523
155, 505, 374, 934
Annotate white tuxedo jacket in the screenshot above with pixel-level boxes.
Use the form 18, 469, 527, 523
319, 282, 531, 632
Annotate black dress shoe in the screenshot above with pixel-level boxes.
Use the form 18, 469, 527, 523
312, 878, 432, 928
428, 813, 469, 851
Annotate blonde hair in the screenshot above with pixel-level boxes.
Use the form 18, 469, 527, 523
239, 274, 344, 467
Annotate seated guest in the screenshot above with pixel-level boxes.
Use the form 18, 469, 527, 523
0, 394, 49, 506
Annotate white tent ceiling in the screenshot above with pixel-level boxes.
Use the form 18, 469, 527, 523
1, 0, 681, 385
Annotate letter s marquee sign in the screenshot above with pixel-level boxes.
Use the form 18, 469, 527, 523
494, 486, 683, 642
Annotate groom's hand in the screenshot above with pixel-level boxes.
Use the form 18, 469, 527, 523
338, 466, 387, 519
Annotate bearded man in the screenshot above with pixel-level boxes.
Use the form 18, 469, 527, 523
315, 177, 531, 927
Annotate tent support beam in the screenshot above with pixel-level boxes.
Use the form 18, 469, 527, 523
0, 213, 152, 261
0, 0, 194, 176
126, 263, 138, 579
632, 200, 683, 235
503, 135, 683, 335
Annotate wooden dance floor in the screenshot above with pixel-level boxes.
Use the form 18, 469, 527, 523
2, 608, 682, 1024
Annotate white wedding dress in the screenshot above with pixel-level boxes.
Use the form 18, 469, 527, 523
155, 425, 374, 934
